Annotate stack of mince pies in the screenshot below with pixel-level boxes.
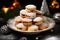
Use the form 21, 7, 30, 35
14, 5, 48, 32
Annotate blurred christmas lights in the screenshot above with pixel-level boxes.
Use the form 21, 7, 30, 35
50, 0, 60, 9
2, 7, 9, 14
12, 0, 21, 8
9, 6, 14, 10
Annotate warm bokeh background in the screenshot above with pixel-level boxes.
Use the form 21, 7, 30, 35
0, 0, 60, 8
0, 0, 60, 12
0, 0, 60, 20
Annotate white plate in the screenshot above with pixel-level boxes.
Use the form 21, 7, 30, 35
7, 16, 55, 34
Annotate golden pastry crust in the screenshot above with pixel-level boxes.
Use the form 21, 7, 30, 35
25, 9, 31, 12
28, 25, 38, 32
34, 21, 43, 26
22, 18, 32, 27
26, 12, 36, 19
20, 14, 27, 18
16, 23, 27, 31
23, 22, 32, 27
36, 10, 43, 17
14, 16, 22, 24
39, 26, 48, 30
25, 5, 36, 12
20, 9, 28, 18
33, 17, 43, 25
39, 22, 48, 30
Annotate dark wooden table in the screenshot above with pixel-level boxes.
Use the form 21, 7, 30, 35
0, 22, 60, 40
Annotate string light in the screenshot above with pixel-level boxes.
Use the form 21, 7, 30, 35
13, 3, 16, 6
12, 0, 21, 8
9, 6, 14, 10
2, 6, 9, 14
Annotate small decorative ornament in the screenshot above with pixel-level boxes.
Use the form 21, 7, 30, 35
41, 0, 50, 16
0, 25, 11, 34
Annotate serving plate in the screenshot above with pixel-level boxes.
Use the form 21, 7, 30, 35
7, 16, 55, 34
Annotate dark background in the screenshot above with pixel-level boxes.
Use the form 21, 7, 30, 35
0, 0, 60, 8
0, 0, 60, 19
0, 0, 60, 13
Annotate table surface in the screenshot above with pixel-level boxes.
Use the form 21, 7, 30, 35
0, 23, 60, 40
